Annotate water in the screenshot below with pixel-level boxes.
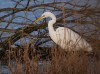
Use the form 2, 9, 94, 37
0, 65, 9, 74
0, 60, 51, 74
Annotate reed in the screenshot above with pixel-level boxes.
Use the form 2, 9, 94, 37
0, 43, 100, 74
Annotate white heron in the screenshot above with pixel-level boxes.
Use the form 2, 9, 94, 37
34, 12, 92, 52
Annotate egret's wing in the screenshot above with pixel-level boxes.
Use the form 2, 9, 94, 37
53, 24, 79, 34
53, 24, 65, 31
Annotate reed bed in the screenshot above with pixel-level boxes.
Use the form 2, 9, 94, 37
0, 43, 100, 74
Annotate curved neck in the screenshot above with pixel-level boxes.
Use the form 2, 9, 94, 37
47, 13, 57, 43
49, 13, 56, 24
48, 13, 56, 29
48, 20, 55, 33
48, 15, 56, 40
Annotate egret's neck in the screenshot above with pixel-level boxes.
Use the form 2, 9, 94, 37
48, 14, 56, 39
48, 14, 56, 29
48, 21, 56, 34
48, 14, 58, 43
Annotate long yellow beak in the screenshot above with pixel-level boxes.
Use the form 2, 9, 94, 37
34, 16, 43, 23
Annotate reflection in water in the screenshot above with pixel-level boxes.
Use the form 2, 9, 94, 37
0, 65, 9, 74
0, 60, 51, 74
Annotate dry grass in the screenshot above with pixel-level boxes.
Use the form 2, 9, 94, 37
0, 43, 100, 74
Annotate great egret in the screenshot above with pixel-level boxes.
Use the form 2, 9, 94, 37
34, 12, 92, 52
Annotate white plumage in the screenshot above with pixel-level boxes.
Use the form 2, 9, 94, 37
34, 12, 92, 52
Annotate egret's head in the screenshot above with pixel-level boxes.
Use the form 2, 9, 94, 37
41, 12, 52, 18
34, 12, 55, 23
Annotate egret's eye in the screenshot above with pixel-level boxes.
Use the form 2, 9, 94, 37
42, 15, 45, 17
